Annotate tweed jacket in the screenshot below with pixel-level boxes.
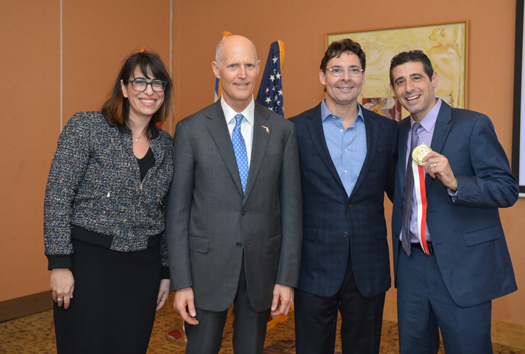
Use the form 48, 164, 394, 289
290, 103, 398, 298
44, 111, 173, 269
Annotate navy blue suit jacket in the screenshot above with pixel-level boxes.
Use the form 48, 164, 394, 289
290, 104, 398, 297
392, 102, 518, 307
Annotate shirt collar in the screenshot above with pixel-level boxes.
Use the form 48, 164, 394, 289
320, 99, 364, 123
410, 98, 442, 133
221, 96, 255, 126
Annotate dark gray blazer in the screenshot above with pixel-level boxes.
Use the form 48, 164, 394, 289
166, 100, 302, 312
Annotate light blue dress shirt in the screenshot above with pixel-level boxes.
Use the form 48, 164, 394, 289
321, 99, 367, 197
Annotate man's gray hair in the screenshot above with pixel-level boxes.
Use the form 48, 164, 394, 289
215, 40, 224, 66
214, 36, 257, 67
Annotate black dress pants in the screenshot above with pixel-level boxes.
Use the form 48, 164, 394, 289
295, 252, 385, 354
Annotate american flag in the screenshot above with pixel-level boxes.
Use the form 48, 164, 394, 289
256, 40, 285, 116
259, 42, 292, 331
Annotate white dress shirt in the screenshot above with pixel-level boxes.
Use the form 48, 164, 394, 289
220, 96, 255, 166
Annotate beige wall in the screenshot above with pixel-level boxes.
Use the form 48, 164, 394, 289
1, 1, 61, 302
1, 0, 523, 327
171, 0, 524, 326
0, 0, 171, 302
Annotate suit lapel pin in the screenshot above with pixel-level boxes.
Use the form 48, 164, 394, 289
262, 125, 270, 134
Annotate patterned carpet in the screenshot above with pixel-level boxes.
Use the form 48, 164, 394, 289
1, 292, 524, 354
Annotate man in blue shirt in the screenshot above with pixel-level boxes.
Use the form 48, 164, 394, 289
290, 38, 398, 354
390, 50, 518, 354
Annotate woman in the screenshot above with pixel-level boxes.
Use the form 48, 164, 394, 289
44, 51, 173, 353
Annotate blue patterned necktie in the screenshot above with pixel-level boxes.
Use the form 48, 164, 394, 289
401, 122, 421, 257
232, 114, 249, 194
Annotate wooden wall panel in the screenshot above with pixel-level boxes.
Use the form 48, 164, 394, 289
0, 0, 171, 306
0, 0, 61, 302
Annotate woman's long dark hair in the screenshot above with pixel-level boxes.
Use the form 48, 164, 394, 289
101, 52, 173, 138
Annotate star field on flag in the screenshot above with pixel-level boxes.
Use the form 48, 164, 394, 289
256, 41, 285, 116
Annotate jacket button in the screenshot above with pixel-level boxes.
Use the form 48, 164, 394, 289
343, 232, 348, 238
236, 242, 242, 248
399, 204, 403, 209
241, 210, 246, 216
347, 203, 351, 208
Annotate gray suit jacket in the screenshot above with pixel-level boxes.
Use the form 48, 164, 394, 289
166, 100, 302, 312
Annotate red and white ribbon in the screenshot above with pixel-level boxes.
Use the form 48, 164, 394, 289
411, 161, 430, 254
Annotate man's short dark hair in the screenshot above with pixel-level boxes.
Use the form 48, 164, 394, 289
320, 38, 366, 72
389, 50, 434, 85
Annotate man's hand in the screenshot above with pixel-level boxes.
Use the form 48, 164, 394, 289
422, 151, 458, 191
174, 287, 199, 325
271, 284, 294, 317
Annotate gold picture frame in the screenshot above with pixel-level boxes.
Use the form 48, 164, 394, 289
327, 22, 469, 121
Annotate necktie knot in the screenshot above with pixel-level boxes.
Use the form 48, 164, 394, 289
235, 114, 244, 126
412, 122, 421, 139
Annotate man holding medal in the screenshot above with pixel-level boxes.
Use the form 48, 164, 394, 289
390, 50, 518, 354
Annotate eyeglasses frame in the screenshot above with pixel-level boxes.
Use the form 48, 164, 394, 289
326, 67, 364, 77
128, 79, 168, 92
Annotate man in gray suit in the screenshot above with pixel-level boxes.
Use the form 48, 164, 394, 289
165, 35, 302, 354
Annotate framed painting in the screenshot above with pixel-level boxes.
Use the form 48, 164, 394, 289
327, 21, 469, 121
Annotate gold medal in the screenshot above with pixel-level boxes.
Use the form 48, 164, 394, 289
412, 143, 433, 166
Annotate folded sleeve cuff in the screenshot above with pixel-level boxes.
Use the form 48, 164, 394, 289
47, 254, 72, 270
161, 266, 170, 279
